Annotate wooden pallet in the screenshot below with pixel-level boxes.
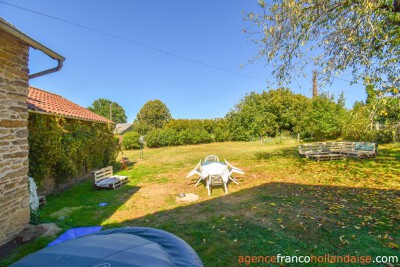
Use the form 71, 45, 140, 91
307, 153, 346, 161
92, 166, 128, 190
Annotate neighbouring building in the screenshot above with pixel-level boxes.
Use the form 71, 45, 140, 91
0, 18, 64, 246
114, 123, 133, 135
114, 123, 134, 143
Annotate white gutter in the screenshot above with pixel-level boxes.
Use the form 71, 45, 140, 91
0, 19, 65, 79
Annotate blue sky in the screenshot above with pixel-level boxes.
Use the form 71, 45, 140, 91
1, 0, 366, 122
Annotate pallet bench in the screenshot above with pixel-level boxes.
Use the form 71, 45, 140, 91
306, 153, 346, 161
92, 166, 128, 190
299, 142, 376, 161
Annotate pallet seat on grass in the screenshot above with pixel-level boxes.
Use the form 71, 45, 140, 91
299, 142, 376, 161
92, 166, 128, 189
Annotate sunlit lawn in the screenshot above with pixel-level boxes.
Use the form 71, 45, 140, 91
2, 140, 399, 266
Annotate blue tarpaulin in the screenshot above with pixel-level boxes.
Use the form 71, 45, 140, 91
12, 227, 204, 267
47, 226, 103, 247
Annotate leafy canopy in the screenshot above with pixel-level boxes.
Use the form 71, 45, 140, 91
304, 93, 347, 140
133, 99, 172, 134
88, 98, 127, 123
225, 88, 310, 140
245, 0, 400, 94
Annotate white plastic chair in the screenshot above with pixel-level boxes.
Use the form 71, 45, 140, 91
186, 159, 203, 187
205, 155, 219, 162
206, 174, 228, 195
224, 159, 244, 185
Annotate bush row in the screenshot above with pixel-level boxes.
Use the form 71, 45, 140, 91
146, 128, 213, 148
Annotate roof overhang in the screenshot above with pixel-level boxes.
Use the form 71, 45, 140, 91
28, 109, 113, 124
0, 18, 65, 79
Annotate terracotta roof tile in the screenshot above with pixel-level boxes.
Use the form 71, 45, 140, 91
27, 86, 112, 124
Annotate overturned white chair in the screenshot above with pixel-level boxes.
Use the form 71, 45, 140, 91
224, 159, 244, 185
186, 159, 204, 187
205, 155, 219, 162
206, 174, 228, 196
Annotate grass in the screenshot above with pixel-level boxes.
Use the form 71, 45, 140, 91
1, 140, 399, 266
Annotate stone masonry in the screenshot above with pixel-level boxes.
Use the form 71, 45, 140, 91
0, 29, 30, 246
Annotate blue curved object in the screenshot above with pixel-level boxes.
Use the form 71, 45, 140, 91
12, 227, 204, 267
47, 226, 103, 247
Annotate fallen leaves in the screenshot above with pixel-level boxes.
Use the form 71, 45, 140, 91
339, 235, 350, 245
385, 242, 399, 249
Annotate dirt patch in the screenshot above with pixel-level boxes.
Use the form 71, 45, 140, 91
137, 182, 171, 197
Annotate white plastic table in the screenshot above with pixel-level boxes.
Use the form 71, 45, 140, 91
200, 162, 230, 183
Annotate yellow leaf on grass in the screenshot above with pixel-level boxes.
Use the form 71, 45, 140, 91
386, 243, 399, 249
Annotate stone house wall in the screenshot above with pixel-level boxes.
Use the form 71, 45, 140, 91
0, 29, 30, 246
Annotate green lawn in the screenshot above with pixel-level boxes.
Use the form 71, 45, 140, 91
2, 140, 399, 266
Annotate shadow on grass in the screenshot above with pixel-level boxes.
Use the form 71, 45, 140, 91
102, 182, 400, 266
0, 181, 141, 266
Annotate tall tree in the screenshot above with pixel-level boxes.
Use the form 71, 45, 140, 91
88, 98, 127, 123
245, 0, 400, 94
225, 88, 310, 140
304, 93, 347, 140
133, 99, 172, 134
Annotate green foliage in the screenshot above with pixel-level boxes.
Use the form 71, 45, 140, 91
245, 0, 400, 95
88, 98, 127, 123
28, 114, 119, 187
226, 88, 310, 140
166, 118, 229, 140
122, 131, 141, 150
146, 128, 180, 148
342, 104, 376, 142
179, 128, 212, 145
133, 99, 172, 134
143, 118, 229, 148
166, 119, 206, 132
343, 94, 400, 143
145, 127, 213, 148
304, 93, 347, 140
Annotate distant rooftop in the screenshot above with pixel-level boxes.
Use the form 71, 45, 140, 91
114, 123, 133, 134
27, 86, 112, 123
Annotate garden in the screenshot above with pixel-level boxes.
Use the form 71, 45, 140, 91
2, 1, 400, 266
2, 140, 399, 266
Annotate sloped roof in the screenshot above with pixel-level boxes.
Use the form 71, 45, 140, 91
114, 123, 133, 134
27, 86, 112, 124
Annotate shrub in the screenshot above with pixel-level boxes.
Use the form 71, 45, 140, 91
145, 129, 162, 148
146, 128, 212, 148
146, 128, 182, 148
28, 114, 119, 187
122, 131, 141, 150
212, 127, 229, 142
179, 129, 212, 145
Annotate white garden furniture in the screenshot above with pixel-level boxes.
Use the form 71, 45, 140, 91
186, 156, 244, 195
